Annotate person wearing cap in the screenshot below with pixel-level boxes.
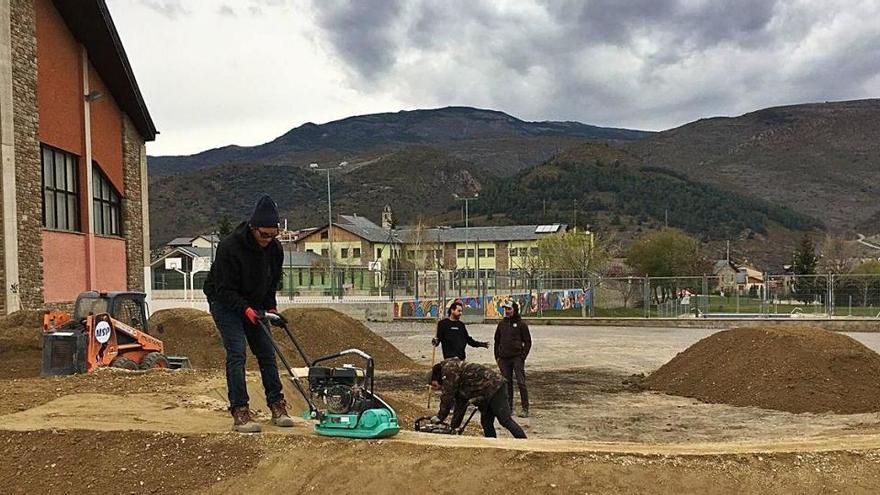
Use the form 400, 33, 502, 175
203, 194, 294, 433
432, 300, 489, 360
428, 358, 527, 439
494, 300, 531, 417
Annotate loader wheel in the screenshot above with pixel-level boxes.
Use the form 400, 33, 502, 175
111, 357, 139, 371
139, 352, 170, 370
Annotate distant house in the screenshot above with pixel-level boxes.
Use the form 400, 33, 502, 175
713, 259, 764, 295
150, 247, 320, 295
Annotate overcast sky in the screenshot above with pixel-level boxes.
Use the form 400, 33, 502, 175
106, 0, 880, 156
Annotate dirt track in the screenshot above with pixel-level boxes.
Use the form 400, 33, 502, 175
5, 314, 880, 493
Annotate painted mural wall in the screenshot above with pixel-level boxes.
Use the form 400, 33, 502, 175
392, 289, 593, 318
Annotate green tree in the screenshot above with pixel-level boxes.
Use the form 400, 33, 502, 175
217, 213, 233, 238
538, 230, 610, 316
791, 234, 822, 304
627, 229, 709, 304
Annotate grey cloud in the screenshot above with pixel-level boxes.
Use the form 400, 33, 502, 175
309, 0, 405, 81
218, 5, 235, 17
304, 0, 880, 131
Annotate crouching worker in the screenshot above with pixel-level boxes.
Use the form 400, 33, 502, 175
429, 358, 527, 439
203, 194, 294, 433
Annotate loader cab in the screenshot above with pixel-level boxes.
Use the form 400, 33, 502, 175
73, 291, 150, 333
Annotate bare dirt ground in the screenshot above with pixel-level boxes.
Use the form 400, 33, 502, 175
5, 317, 880, 493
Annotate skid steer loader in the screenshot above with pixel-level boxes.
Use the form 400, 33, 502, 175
41, 291, 189, 375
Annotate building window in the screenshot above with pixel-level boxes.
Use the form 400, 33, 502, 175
306, 249, 314, 254
530, 247, 539, 256
92, 164, 121, 236
467, 249, 475, 258
478, 248, 486, 257
407, 249, 415, 259
519, 248, 528, 256
510, 248, 518, 257
321, 231, 328, 240
341, 248, 349, 258
353, 248, 361, 258
376, 248, 383, 258
321, 248, 329, 257
457, 249, 465, 257
41, 145, 80, 231
487, 248, 495, 257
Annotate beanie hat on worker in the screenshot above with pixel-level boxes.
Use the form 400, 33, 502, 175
429, 363, 443, 384
249, 194, 280, 228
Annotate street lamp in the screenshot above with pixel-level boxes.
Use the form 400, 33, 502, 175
453, 193, 479, 290
310, 161, 348, 298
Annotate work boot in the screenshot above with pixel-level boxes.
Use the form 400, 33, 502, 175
231, 406, 261, 433
519, 408, 529, 418
269, 399, 294, 427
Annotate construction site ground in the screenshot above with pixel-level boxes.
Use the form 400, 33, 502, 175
4, 315, 880, 493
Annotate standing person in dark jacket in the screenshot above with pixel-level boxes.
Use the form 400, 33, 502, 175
203, 194, 294, 433
428, 358, 527, 438
432, 300, 489, 360
494, 299, 531, 417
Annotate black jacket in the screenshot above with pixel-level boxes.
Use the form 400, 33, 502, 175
494, 312, 531, 360
436, 318, 484, 360
203, 221, 284, 314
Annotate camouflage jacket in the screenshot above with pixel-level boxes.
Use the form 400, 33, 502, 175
437, 358, 504, 426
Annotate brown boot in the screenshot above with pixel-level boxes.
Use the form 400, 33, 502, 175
269, 399, 294, 427
231, 406, 261, 433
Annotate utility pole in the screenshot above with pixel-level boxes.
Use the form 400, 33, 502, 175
453, 193, 479, 290
573, 199, 577, 231
310, 161, 348, 298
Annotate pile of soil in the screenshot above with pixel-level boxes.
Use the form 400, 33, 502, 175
149, 307, 419, 371
645, 325, 880, 414
0, 311, 45, 379
0, 429, 261, 494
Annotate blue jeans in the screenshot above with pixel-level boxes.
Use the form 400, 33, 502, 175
209, 302, 284, 410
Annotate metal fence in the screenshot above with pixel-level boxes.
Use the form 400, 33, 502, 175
384, 270, 880, 319
150, 265, 880, 319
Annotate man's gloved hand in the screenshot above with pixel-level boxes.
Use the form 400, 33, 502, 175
430, 415, 442, 424
431, 338, 439, 347
268, 309, 288, 327
478, 341, 490, 348
244, 307, 259, 325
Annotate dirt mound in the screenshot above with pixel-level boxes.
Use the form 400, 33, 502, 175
149, 307, 419, 371
646, 325, 880, 414
0, 311, 45, 379
0, 310, 43, 330
0, 429, 261, 494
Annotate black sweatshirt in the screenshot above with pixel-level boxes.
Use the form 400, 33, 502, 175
203, 221, 284, 315
436, 318, 484, 360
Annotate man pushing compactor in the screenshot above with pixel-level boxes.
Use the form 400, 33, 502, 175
203, 194, 294, 433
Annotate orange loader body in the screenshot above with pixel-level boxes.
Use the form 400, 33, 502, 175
41, 291, 184, 375
81, 314, 165, 372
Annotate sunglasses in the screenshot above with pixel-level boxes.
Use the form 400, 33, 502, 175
253, 228, 279, 239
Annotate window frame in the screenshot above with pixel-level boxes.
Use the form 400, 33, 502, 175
41, 144, 81, 232
91, 163, 122, 236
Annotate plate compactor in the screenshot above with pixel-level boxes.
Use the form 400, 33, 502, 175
41, 291, 190, 375
258, 312, 399, 439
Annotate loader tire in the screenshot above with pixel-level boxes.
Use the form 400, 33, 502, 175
140, 352, 170, 370
111, 357, 139, 370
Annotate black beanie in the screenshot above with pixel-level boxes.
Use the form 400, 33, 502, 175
429, 363, 443, 384
249, 194, 279, 228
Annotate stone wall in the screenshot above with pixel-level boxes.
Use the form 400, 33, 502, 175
121, 115, 145, 291
11, 0, 43, 309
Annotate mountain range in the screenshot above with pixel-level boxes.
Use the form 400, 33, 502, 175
148, 100, 880, 268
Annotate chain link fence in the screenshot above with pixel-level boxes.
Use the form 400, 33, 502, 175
150, 264, 880, 319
